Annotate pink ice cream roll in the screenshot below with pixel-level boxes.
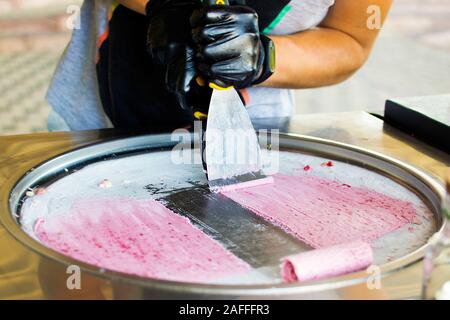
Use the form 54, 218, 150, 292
281, 241, 374, 283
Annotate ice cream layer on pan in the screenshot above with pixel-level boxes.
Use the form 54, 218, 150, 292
220, 173, 416, 249
34, 198, 251, 283
20, 150, 434, 283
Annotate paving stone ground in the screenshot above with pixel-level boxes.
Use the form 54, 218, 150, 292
0, 0, 449, 135
0, 51, 59, 134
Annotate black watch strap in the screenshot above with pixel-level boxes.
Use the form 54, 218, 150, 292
253, 34, 276, 85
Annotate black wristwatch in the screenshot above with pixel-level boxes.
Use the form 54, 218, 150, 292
254, 34, 276, 85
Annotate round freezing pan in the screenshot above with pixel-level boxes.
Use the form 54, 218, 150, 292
3, 133, 446, 299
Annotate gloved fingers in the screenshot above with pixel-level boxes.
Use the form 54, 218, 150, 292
190, 83, 213, 114
147, 12, 194, 65
175, 91, 191, 111
230, 0, 246, 5
195, 33, 259, 62
165, 47, 198, 109
190, 7, 231, 28
191, 6, 256, 28
199, 56, 255, 88
191, 24, 237, 44
192, 20, 256, 46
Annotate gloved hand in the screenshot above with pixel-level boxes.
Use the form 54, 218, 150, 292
146, 0, 199, 63
165, 45, 212, 113
146, 0, 209, 110
190, 4, 274, 89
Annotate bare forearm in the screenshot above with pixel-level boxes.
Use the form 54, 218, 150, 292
117, 0, 149, 15
264, 29, 368, 89
263, 0, 392, 89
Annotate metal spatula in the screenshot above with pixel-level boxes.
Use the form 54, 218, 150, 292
200, 0, 271, 192
205, 86, 270, 192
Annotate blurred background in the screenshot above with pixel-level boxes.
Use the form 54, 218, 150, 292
0, 0, 449, 135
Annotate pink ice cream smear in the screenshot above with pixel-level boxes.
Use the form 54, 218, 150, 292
281, 241, 374, 283
213, 176, 274, 193
34, 198, 250, 283
220, 173, 416, 248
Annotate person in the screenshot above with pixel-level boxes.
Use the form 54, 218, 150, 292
47, 0, 392, 132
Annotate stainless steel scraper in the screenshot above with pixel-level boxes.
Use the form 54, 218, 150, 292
205, 86, 271, 192
202, 0, 271, 192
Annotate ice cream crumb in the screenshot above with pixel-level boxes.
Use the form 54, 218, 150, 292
413, 217, 423, 225
99, 179, 113, 188
35, 187, 47, 195
321, 161, 334, 167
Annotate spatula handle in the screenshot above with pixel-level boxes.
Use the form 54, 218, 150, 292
204, 0, 229, 6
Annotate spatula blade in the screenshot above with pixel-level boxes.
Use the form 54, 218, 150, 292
205, 88, 268, 192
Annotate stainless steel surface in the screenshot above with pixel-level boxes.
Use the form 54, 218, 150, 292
206, 88, 265, 191
15, 134, 441, 270
2, 133, 447, 298
0, 112, 449, 299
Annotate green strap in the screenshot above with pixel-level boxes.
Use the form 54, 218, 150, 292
262, 4, 292, 35
443, 206, 450, 220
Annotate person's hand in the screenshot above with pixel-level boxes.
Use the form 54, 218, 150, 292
190, 4, 274, 89
146, 0, 199, 64
146, 0, 207, 110
170, 46, 213, 116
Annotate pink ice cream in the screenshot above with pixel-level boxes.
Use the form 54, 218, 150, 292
212, 176, 274, 193
220, 173, 416, 248
34, 198, 250, 283
281, 241, 374, 283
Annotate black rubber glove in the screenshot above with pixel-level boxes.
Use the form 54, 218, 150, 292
146, 0, 210, 110
146, 0, 199, 63
190, 5, 271, 89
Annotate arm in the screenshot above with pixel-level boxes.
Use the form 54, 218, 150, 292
263, 0, 392, 89
117, 0, 149, 15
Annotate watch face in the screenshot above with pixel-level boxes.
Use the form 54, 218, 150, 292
268, 40, 276, 72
